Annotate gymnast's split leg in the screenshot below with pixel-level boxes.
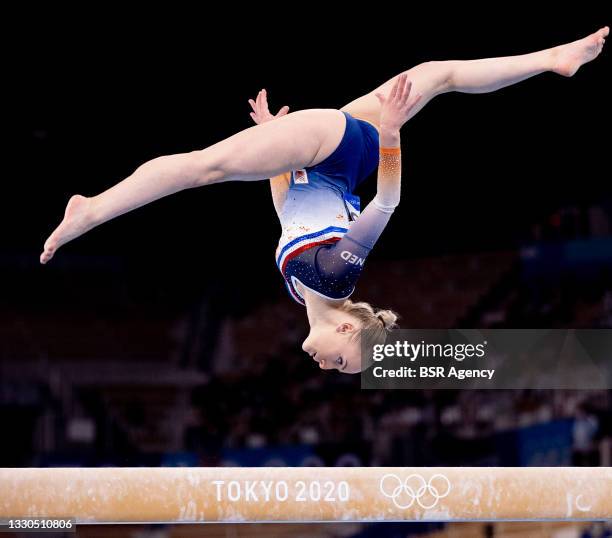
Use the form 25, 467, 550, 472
39, 108, 348, 264
341, 27, 608, 127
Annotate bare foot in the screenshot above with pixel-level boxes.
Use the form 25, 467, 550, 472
40, 195, 95, 264
552, 26, 609, 77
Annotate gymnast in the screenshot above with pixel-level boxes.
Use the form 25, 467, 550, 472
40, 27, 608, 373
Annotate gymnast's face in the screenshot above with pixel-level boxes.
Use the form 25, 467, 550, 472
302, 321, 362, 374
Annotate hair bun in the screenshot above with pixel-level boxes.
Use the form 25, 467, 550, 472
376, 309, 399, 330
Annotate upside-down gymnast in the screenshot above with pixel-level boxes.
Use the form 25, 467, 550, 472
40, 27, 608, 373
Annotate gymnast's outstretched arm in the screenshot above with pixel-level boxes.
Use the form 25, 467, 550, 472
319, 74, 421, 273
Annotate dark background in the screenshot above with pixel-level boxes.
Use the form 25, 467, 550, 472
1, 8, 611, 537
5, 10, 610, 307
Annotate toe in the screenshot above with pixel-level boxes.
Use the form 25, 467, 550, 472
40, 243, 55, 264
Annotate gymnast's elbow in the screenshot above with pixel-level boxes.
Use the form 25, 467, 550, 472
373, 193, 399, 214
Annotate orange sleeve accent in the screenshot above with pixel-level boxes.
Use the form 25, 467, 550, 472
378, 149, 401, 178
380, 147, 401, 155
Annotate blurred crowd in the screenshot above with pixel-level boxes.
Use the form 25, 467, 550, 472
2, 270, 611, 469
1, 202, 612, 469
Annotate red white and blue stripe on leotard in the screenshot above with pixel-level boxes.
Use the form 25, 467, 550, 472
276, 226, 347, 304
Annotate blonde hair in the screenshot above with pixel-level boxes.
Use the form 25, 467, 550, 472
340, 299, 399, 371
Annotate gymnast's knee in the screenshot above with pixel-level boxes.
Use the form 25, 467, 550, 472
413, 60, 456, 93
187, 149, 226, 188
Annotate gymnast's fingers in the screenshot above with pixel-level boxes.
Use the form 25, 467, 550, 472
261, 88, 269, 110
399, 79, 413, 105
388, 75, 401, 101
395, 74, 408, 102
255, 90, 264, 115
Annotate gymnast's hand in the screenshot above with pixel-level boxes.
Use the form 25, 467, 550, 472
375, 73, 422, 133
248, 89, 290, 124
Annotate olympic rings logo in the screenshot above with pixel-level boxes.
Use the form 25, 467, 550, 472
379, 473, 451, 510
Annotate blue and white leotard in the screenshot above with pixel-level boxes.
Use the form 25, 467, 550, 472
275, 111, 394, 305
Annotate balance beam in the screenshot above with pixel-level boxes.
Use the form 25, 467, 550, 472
0, 467, 610, 523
